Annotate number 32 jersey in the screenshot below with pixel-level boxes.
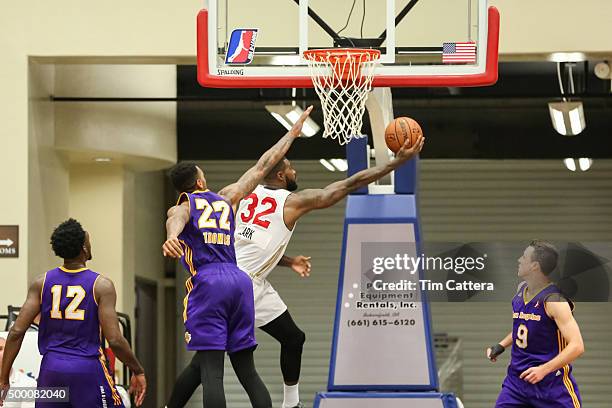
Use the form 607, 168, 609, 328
235, 185, 294, 281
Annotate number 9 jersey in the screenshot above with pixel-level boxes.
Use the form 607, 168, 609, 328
498, 282, 582, 408
235, 185, 294, 282
510, 283, 574, 376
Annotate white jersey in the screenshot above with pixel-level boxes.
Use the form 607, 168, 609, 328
235, 185, 295, 282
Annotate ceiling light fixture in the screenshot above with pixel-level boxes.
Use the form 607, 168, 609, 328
563, 158, 577, 172
548, 101, 585, 136
563, 158, 593, 172
330, 159, 348, 171
319, 159, 335, 172
320, 159, 349, 172
578, 158, 593, 171
265, 105, 320, 137
549, 62, 586, 136
548, 52, 586, 63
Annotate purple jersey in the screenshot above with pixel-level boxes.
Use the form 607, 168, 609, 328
497, 282, 581, 407
177, 189, 237, 271
510, 283, 574, 375
176, 189, 257, 352
38, 267, 102, 358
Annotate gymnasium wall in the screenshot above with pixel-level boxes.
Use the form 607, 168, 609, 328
0, 0, 202, 308
30, 65, 173, 404
2, 0, 611, 309
0, 0, 611, 404
179, 159, 612, 408
28, 63, 69, 285
420, 160, 612, 408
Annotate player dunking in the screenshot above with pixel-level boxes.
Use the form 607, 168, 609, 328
487, 241, 584, 408
0, 219, 146, 408
161, 107, 314, 408
165, 132, 425, 408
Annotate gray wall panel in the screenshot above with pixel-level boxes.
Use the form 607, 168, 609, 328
176, 159, 612, 407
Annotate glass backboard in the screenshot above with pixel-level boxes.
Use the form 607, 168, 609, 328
197, 0, 499, 88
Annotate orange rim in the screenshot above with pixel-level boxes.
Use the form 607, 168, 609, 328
303, 48, 381, 64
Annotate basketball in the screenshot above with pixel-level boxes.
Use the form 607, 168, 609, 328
384, 117, 423, 153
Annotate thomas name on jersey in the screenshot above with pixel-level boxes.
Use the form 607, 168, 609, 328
203, 231, 231, 246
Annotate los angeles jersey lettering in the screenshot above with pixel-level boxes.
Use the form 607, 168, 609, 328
235, 185, 294, 281
177, 190, 237, 271
38, 267, 102, 358
509, 283, 574, 375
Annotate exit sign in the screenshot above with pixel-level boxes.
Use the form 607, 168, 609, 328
0, 225, 18, 258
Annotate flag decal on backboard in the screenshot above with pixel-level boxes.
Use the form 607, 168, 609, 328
442, 42, 477, 63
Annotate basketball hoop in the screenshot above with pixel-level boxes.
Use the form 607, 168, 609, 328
303, 48, 381, 145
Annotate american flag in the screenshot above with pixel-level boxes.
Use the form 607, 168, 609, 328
442, 42, 477, 63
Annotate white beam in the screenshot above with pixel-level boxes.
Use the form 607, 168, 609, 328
365, 87, 395, 188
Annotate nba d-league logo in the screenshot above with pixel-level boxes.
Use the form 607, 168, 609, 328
225, 29, 258, 65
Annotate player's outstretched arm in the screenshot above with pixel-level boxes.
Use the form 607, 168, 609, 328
520, 301, 584, 384
486, 331, 513, 362
284, 134, 424, 228
162, 202, 190, 259
219, 106, 314, 208
0, 275, 44, 402
96, 277, 147, 406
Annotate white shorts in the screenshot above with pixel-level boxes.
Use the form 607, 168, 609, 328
253, 278, 287, 327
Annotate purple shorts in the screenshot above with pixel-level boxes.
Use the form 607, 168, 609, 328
184, 263, 257, 353
36, 351, 124, 408
496, 368, 581, 408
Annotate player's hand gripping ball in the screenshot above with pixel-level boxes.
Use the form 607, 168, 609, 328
385, 117, 423, 153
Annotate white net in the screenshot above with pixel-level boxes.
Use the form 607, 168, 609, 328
304, 49, 380, 145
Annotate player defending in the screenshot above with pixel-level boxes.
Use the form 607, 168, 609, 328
161, 107, 314, 408
0, 219, 146, 408
165, 131, 425, 408
487, 240, 584, 408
